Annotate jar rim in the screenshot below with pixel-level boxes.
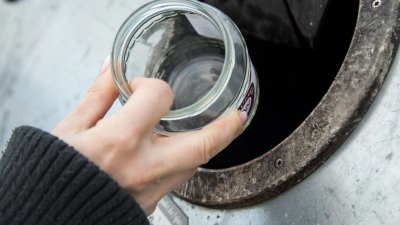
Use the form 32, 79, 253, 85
111, 0, 235, 120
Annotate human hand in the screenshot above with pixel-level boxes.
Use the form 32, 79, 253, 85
51, 56, 246, 215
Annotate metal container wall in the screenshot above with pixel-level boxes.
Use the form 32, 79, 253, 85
171, 46, 400, 224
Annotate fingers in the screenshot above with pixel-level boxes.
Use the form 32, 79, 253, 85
152, 110, 245, 175
111, 77, 174, 135
175, 110, 245, 165
71, 56, 119, 126
52, 56, 119, 136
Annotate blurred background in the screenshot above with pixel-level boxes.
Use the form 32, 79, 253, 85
0, 0, 152, 155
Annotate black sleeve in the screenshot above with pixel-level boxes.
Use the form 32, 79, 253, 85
0, 126, 149, 225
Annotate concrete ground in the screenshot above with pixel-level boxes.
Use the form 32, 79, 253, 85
0, 0, 151, 153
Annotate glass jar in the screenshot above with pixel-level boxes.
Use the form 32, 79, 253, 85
111, 0, 259, 136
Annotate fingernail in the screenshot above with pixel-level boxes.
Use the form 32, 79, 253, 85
99, 55, 110, 75
239, 111, 248, 125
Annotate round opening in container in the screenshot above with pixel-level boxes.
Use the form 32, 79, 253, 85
176, 0, 400, 209
202, 0, 360, 169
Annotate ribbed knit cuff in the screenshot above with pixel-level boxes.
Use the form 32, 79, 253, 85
0, 126, 149, 225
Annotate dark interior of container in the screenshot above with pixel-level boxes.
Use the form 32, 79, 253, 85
202, 0, 360, 169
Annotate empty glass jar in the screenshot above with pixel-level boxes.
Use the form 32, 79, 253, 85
111, 0, 259, 135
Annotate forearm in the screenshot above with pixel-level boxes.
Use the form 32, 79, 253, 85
0, 126, 148, 225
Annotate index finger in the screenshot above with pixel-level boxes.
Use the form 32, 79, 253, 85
111, 77, 174, 136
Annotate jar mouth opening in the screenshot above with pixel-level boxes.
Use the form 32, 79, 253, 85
111, 0, 235, 121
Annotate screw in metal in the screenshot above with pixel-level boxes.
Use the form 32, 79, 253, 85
372, 0, 381, 8
274, 158, 283, 168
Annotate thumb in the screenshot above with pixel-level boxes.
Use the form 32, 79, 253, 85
153, 110, 246, 175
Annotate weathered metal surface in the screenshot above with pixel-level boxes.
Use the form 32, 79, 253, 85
174, 0, 400, 208
173, 48, 400, 223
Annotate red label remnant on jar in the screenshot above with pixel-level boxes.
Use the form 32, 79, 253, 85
238, 63, 257, 116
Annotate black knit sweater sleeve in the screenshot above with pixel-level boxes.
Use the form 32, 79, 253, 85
0, 126, 149, 225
